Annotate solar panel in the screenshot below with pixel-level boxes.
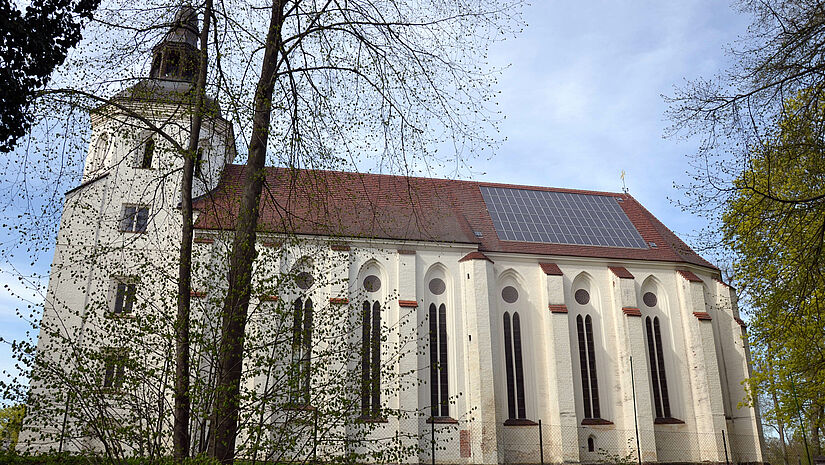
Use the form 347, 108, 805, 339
479, 186, 648, 249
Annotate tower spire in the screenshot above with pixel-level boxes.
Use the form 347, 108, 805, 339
149, 7, 200, 82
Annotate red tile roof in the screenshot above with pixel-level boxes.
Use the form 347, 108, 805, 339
539, 262, 564, 276
608, 266, 635, 279
193, 166, 717, 270
677, 269, 704, 282
459, 251, 494, 263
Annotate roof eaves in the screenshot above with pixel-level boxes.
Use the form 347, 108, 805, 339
65, 173, 109, 196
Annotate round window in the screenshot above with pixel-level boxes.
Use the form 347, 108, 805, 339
575, 289, 590, 305
429, 278, 446, 295
501, 286, 519, 304
363, 275, 381, 292
643, 292, 657, 307
295, 271, 314, 290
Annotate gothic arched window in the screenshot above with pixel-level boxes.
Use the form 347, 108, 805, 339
429, 303, 449, 417
93, 134, 109, 170
503, 311, 527, 420
291, 297, 313, 405
361, 300, 381, 417
140, 137, 155, 169
645, 316, 671, 419
576, 314, 600, 419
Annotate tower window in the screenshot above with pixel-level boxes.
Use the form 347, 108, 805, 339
164, 50, 181, 77
429, 303, 449, 417
503, 311, 527, 420
102, 349, 127, 390
576, 314, 601, 419
361, 300, 381, 417
588, 436, 595, 452
93, 133, 109, 170
120, 205, 149, 233
112, 280, 137, 315
291, 298, 313, 405
140, 138, 154, 169
646, 316, 672, 419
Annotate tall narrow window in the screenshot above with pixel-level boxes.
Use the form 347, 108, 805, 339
576, 315, 601, 418
645, 316, 672, 418
120, 205, 149, 233
291, 298, 313, 405
112, 281, 137, 315
361, 300, 381, 417
140, 138, 154, 169
102, 349, 127, 389
503, 311, 527, 420
429, 303, 449, 417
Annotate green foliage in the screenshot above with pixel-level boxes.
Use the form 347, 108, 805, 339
0, 0, 100, 152
0, 406, 24, 452
0, 452, 220, 464
722, 89, 825, 456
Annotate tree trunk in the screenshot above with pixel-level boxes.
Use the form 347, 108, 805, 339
175, 1, 213, 459
811, 404, 822, 457
210, 1, 287, 463
772, 384, 790, 465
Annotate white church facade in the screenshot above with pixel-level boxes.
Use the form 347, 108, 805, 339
18, 13, 765, 465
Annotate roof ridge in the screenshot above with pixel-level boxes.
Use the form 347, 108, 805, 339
225, 164, 629, 198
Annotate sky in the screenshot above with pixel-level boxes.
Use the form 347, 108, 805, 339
0, 1, 752, 387
476, 1, 748, 239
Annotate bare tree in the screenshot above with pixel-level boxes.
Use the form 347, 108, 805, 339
205, 1, 520, 461
175, 1, 214, 459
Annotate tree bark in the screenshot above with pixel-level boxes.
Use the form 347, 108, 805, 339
175, 1, 213, 459
210, 1, 287, 463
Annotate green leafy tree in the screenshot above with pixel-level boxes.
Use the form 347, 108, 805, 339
0, 0, 100, 152
0, 405, 25, 451
721, 90, 825, 460
667, 1, 825, 455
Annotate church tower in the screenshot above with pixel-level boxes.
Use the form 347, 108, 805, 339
17, 12, 236, 452
82, 6, 234, 190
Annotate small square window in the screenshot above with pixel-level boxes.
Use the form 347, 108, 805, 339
112, 280, 137, 314
102, 349, 127, 390
120, 205, 149, 233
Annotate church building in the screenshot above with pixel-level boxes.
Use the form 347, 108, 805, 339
18, 11, 765, 465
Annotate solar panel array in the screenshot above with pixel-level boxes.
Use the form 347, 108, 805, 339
480, 186, 648, 249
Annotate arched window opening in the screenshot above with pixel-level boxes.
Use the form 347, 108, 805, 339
503, 311, 527, 420
361, 300, 381, 417
645, 316, 671, 418
291, 298, 313, 405
140, 137, 154, 169
164, 50, 181, 77
587, 436, 595, 452
93, 134, 109, 170
151, 53, 162, 77
576, 314, 601, 419
429, 303, 449, 417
